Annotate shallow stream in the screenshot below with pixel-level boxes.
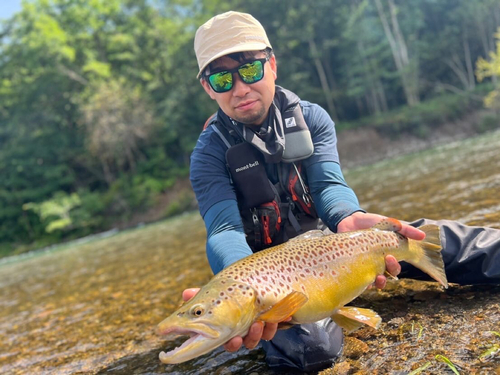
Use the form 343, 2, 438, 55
1, 130, 499, 374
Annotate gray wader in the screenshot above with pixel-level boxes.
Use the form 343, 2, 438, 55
260, 219, 500, 372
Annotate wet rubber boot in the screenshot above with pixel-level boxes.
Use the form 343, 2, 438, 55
261, 318, 344, 373
403, 219, 500, 284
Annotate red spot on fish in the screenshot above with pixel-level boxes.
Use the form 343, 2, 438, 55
319, 272, 324, 277
331, 270, 337, 276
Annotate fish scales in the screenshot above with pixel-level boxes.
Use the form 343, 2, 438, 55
218, 229, 406, 323
157, 218, 448, 364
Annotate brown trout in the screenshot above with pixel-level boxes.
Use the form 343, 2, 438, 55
157, 218, 448, 364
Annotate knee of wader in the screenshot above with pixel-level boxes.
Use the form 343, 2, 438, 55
261, 318, 344, 373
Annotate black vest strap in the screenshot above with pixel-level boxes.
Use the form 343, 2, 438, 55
206, 115, 319, 251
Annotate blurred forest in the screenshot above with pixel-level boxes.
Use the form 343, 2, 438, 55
1, 0, 500, 256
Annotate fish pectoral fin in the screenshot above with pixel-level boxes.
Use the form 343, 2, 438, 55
258, 291, 308, 324
331, 306, 382, 333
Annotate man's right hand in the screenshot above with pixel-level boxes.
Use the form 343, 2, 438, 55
182, 288, 283, 351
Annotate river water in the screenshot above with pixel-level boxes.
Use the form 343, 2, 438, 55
1, 130, 499, 374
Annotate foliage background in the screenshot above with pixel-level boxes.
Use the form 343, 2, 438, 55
1, 0, 499, 256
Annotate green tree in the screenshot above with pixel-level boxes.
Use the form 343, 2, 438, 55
476, 29, 500, 110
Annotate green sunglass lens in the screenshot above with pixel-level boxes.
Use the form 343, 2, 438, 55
239, 61, 264, 83
209, 72, 233, 92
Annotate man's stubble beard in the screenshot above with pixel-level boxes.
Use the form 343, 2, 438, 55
233, 104, 268, 127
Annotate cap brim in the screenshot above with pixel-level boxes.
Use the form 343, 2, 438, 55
196, 42, 269, 79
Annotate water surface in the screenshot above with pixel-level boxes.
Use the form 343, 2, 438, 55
1, 130, 499, 374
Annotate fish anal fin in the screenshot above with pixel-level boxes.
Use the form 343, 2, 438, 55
372, 218, 402, 232
331, 306, 381, 333
258, 291, 308, 324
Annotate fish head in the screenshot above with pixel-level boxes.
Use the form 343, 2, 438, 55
157, 278, 258, 364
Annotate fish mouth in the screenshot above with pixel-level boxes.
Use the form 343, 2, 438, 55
157, 325, 224, 364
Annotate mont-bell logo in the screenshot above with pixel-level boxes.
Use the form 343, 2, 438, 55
285, 117, 296, 128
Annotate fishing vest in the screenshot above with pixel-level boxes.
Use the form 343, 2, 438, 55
204, 96, 322, 252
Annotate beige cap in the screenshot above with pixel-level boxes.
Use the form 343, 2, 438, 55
194, 11, 272, 78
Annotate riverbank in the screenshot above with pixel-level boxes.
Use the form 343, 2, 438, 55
337, 108, 498, 168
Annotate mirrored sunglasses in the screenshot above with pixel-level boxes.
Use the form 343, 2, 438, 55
205, 57, 269, 93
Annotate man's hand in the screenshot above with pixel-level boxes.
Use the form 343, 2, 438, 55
182, 288, 286, 352
337, 212, 425, 289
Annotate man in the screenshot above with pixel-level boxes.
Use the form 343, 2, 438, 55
185, 11, 500, 372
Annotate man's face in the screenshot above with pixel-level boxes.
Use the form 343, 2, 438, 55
200, 52, 277, 127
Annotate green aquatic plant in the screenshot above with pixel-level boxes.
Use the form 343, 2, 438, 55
488, 331, 500, 338
479, 344, 500, 359
479, 331, 500, 359
398, 320, 424, 341
435, 354, 460, 374
407, 361, 431, 375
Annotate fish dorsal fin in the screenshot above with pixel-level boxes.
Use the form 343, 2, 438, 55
331, 306, 381, 333
258, 291, 308, 323
372, 218, 402, 232
290, 230, 326, 241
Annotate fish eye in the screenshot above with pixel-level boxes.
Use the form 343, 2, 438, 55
190, 305, 205, 317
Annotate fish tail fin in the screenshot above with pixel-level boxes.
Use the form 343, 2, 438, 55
407, 224, 448, 289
